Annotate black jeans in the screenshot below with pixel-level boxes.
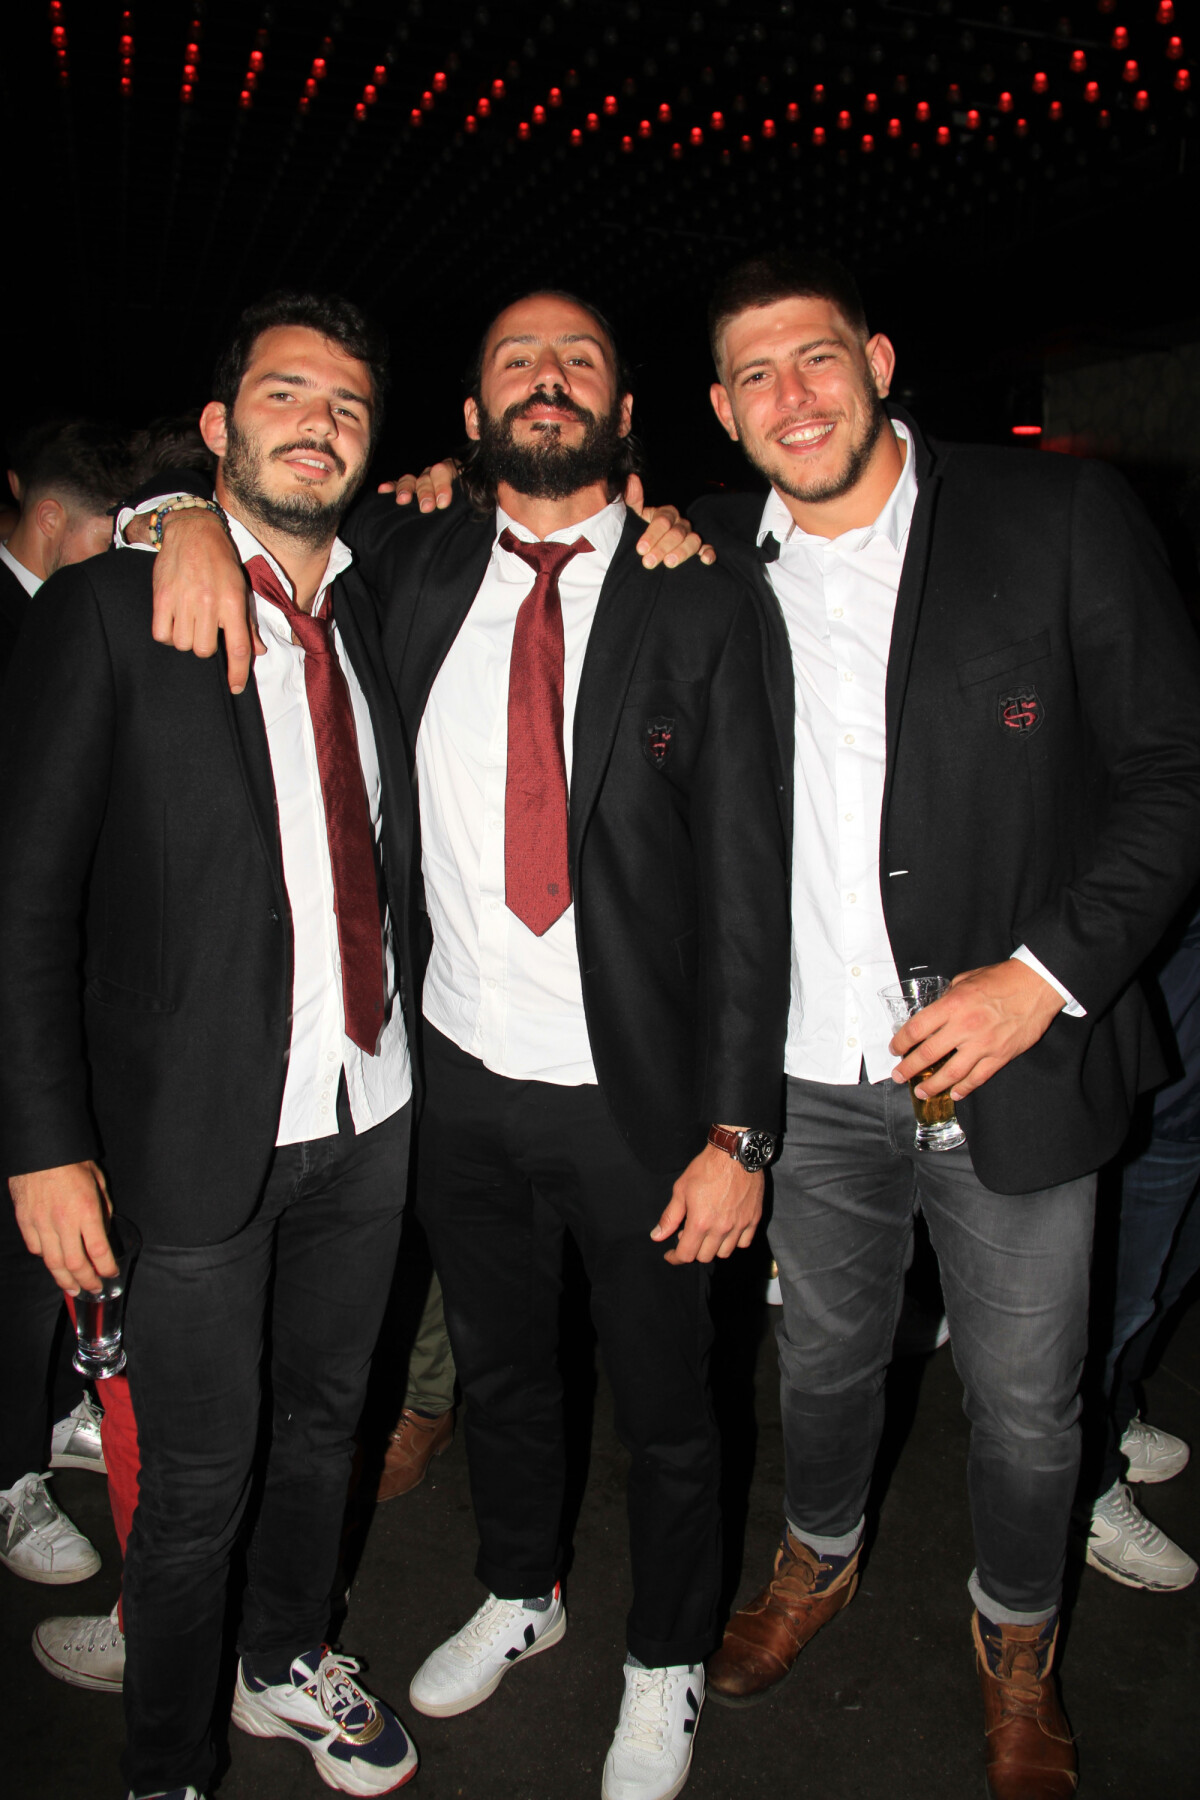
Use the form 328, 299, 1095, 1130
770, 1075, 1095, 1619
120, 1090, 409, 1797
417, 1026, 721, 1668
0, 1199, 82, 1489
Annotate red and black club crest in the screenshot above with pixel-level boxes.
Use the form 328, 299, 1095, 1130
644, 715, 675, 769
998, 687, 1044, 736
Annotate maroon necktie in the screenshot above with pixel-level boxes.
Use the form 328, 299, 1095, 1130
499, 528, 593, 936
245, 554, 386, 1055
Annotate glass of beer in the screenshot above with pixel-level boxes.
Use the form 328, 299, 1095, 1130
878, 977, 968, 1153
72, 1213, 141, 1380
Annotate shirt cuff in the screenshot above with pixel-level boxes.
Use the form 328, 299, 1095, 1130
112, 493, 188, 550
1011, 946, 1086, 1018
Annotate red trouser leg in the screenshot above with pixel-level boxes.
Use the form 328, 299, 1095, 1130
62, 1294, 141, 1633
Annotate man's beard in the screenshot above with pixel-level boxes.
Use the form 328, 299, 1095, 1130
222, 418, 366, 547
747, 382, 888, 506
472, 389, 626, 500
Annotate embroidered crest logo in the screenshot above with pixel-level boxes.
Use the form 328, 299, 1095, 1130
998, 687, 1044, 736
644, 716, 675, 770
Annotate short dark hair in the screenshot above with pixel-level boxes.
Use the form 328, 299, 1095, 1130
11, 418, 130, 513
708, 251, 869, 373
211, 291, 390, 444
129, 412, 217, 486
459, 288, 642, 512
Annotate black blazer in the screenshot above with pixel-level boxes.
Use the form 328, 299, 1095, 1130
0, 547, 420, 1246
0, 557, 29, 682
690, 412, 1200, 1194
342, 495, 792, 1181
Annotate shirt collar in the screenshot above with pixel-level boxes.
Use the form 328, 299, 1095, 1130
494, 496, 627, 566
757, 419, 918, 557
225, 514, 353, 617
0, 540, 43, 598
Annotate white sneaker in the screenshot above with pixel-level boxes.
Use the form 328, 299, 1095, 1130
1087, 1481, 1198, 1592
602, 1662, 704, 1800
125, 1788, 206, 1798
50, 1395, 107, 1474
33, 1600, 124, 1691
0, 1472, 101, 1584
1121, 1415, 1190, 1484
408, 1585, 566, 1718
232, 1646, 418, 1794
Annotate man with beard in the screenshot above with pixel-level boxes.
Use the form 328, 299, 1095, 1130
682, 252, 1200, 1800
133, 287, 791, 1800
0, 293, 424, 1799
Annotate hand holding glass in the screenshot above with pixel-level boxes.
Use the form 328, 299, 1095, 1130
878, 976, 968, 1152
72, 1213, 140, 1380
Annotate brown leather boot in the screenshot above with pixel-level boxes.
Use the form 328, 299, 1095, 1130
376, 1407, 453, 1501
973, 1610, 1077, 1799
706, 1531, 860, 1706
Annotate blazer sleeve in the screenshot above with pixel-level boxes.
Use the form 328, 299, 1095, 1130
0, 567, 116, 1176
690, 584, 791, 1133
1018, 460, 1200, 1015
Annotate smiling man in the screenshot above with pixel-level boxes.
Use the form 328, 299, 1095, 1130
685, 251, 1200, 1800
0, 293, 423, 1800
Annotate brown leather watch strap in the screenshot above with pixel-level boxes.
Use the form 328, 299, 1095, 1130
707, 1124, 744, 1159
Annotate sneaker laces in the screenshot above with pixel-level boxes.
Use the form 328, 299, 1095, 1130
616, 1668, 674, 1758
448, 1594, 525, 1664
66, 1604, 122, 1654
311, 1651, 376, 1734
1100, 1484, 1169, 1551
9, 1474, 63, 1536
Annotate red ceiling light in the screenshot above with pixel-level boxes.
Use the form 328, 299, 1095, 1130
621, 134, 633, 152
586, 110, 599, 130
355, 101, 366, 119
966, 108, 980, 128
569, 126, 582, 144
1099, 107, 1112, 125
311, 57, 327, 79
689, 125, 703, 144
860, 132, 874, 152
374, 66, 387, 85
1032, 71, 1048, 93
362, 83, 377, 104
305, 77, 318, 97
517, 120, 530, 139
1015, 116, 1029, 136
477, 96, 491, 116
1070, 50, 1087, 73
1167, 37, 1183, 60
603, 93, 618, 115
670, 140, 683, 159
1176, 67, 1192, 90
936, 123, 951, 144
915, 99, 931, 121
740, 133, 752, 151
465, 112, 477, 132
1012, 424, 1042, 437
1133, 87, 1150, 108
864, 92, 878, 113
410, 108, 421, 126
786, 100, 799, 122
887, 116, 901, 137
762, 117, 776, 137
491, 78, 505, 98
658, 101, 672, 122
811, 83, 825, 103
998, 90, 1014, 112
1158, 1, 1174, 21
1112, 28, 1129, 52
710, 109, 725, 129
433, 71, 447, 93
1085, 80, 1100, 101
420, 89, 434, 110
532, 103, 546, 123
1123, 59, 1140, 82
812, 125, 827, 144
947, 82, 961, 103
238, 87, 252, 109
549, 86, 562, 106
638, 117, 651, 137
837, 108, 852, 129
1049, 99, 1064, 120
249, 49, 263, 70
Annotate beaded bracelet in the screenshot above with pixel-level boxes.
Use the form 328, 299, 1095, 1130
146, 495, 229, 549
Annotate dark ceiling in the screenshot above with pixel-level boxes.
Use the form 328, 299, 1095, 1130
4, 0, 1196, 491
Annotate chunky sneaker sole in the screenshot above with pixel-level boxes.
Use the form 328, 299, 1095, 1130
1121, 1417, 1190, 1485
232, 1652, 418, 1795
409, 1592, 566, 1719
1086, 1482, 1198, 1592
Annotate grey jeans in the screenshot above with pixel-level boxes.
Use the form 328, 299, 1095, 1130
769, 1074, 1096, 1618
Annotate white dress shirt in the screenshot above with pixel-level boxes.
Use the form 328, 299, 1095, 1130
0, 541, 41, 597
762, 422, 1079, 1088
418, 497, 627, 1085
119, 507, 411, 1143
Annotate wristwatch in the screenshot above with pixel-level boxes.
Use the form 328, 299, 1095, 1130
707, 1124, 777, 1173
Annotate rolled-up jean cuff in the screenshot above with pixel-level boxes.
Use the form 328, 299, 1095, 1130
787, 1514, 864, 1559
969, 1568, 1055, 1627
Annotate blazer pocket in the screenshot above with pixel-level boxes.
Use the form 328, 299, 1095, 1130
957, 630, 1051, 690
85, 975, 175, 1015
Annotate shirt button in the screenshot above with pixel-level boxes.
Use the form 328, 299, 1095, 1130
847, 893, 857, 904
844, 812, 854, 822
489, 898, 501, 911
832, 606, 844, 618
844, 733, 855, 745
842, 670, 853, 682
486, 978, 497, 990
847, 1037, 858, 1048
851, 966, 861, 977
326, 1051, 336, 1062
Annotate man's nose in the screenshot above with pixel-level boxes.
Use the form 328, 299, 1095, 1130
776, 366, 816, 410
531, 350, 570, 391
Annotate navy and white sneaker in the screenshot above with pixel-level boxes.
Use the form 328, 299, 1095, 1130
408, 1585, 566, 1718
232, 1646, 418, 1794
602, 1662, 704, 1800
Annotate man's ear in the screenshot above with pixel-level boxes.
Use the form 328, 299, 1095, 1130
463, 396, 481, 443
199, 401, 229, 458
865, 332, 897, 400
33, 496, 66, 542
617, 392, 634, 440
709, 382, 739, 443
6, 469, 21, 503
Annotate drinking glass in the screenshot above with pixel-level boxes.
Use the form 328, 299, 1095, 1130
72, 1213, 141, 1380
878, 976, 968, 1152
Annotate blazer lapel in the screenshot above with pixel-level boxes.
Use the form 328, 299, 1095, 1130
393, 513, 495, 734
217, 651, 285, 903
569, 515, 661, 853
882, 409, 942, 781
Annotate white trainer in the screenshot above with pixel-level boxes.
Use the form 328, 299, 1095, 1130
1087, 1481, 1198, 1592
33, 1600, 124, 1691
1121, 1415, 1190, 1484
232, 1646, 418, 1794
0, 1472, 101, 1584
408, 1585, 565, 1718
125, 1788, 206, 1798
50, 1395, 107, 1474
602, 1662, 704, 1800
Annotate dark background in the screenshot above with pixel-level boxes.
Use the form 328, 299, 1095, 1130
3, 0, 1198, 518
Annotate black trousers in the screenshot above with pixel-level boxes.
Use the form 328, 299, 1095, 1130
0, 1198, 83, 1489
120, 1088, 409, 1797
417, 1026, 721, 1669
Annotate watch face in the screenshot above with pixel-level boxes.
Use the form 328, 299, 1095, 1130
738, 1130, 776, 1173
